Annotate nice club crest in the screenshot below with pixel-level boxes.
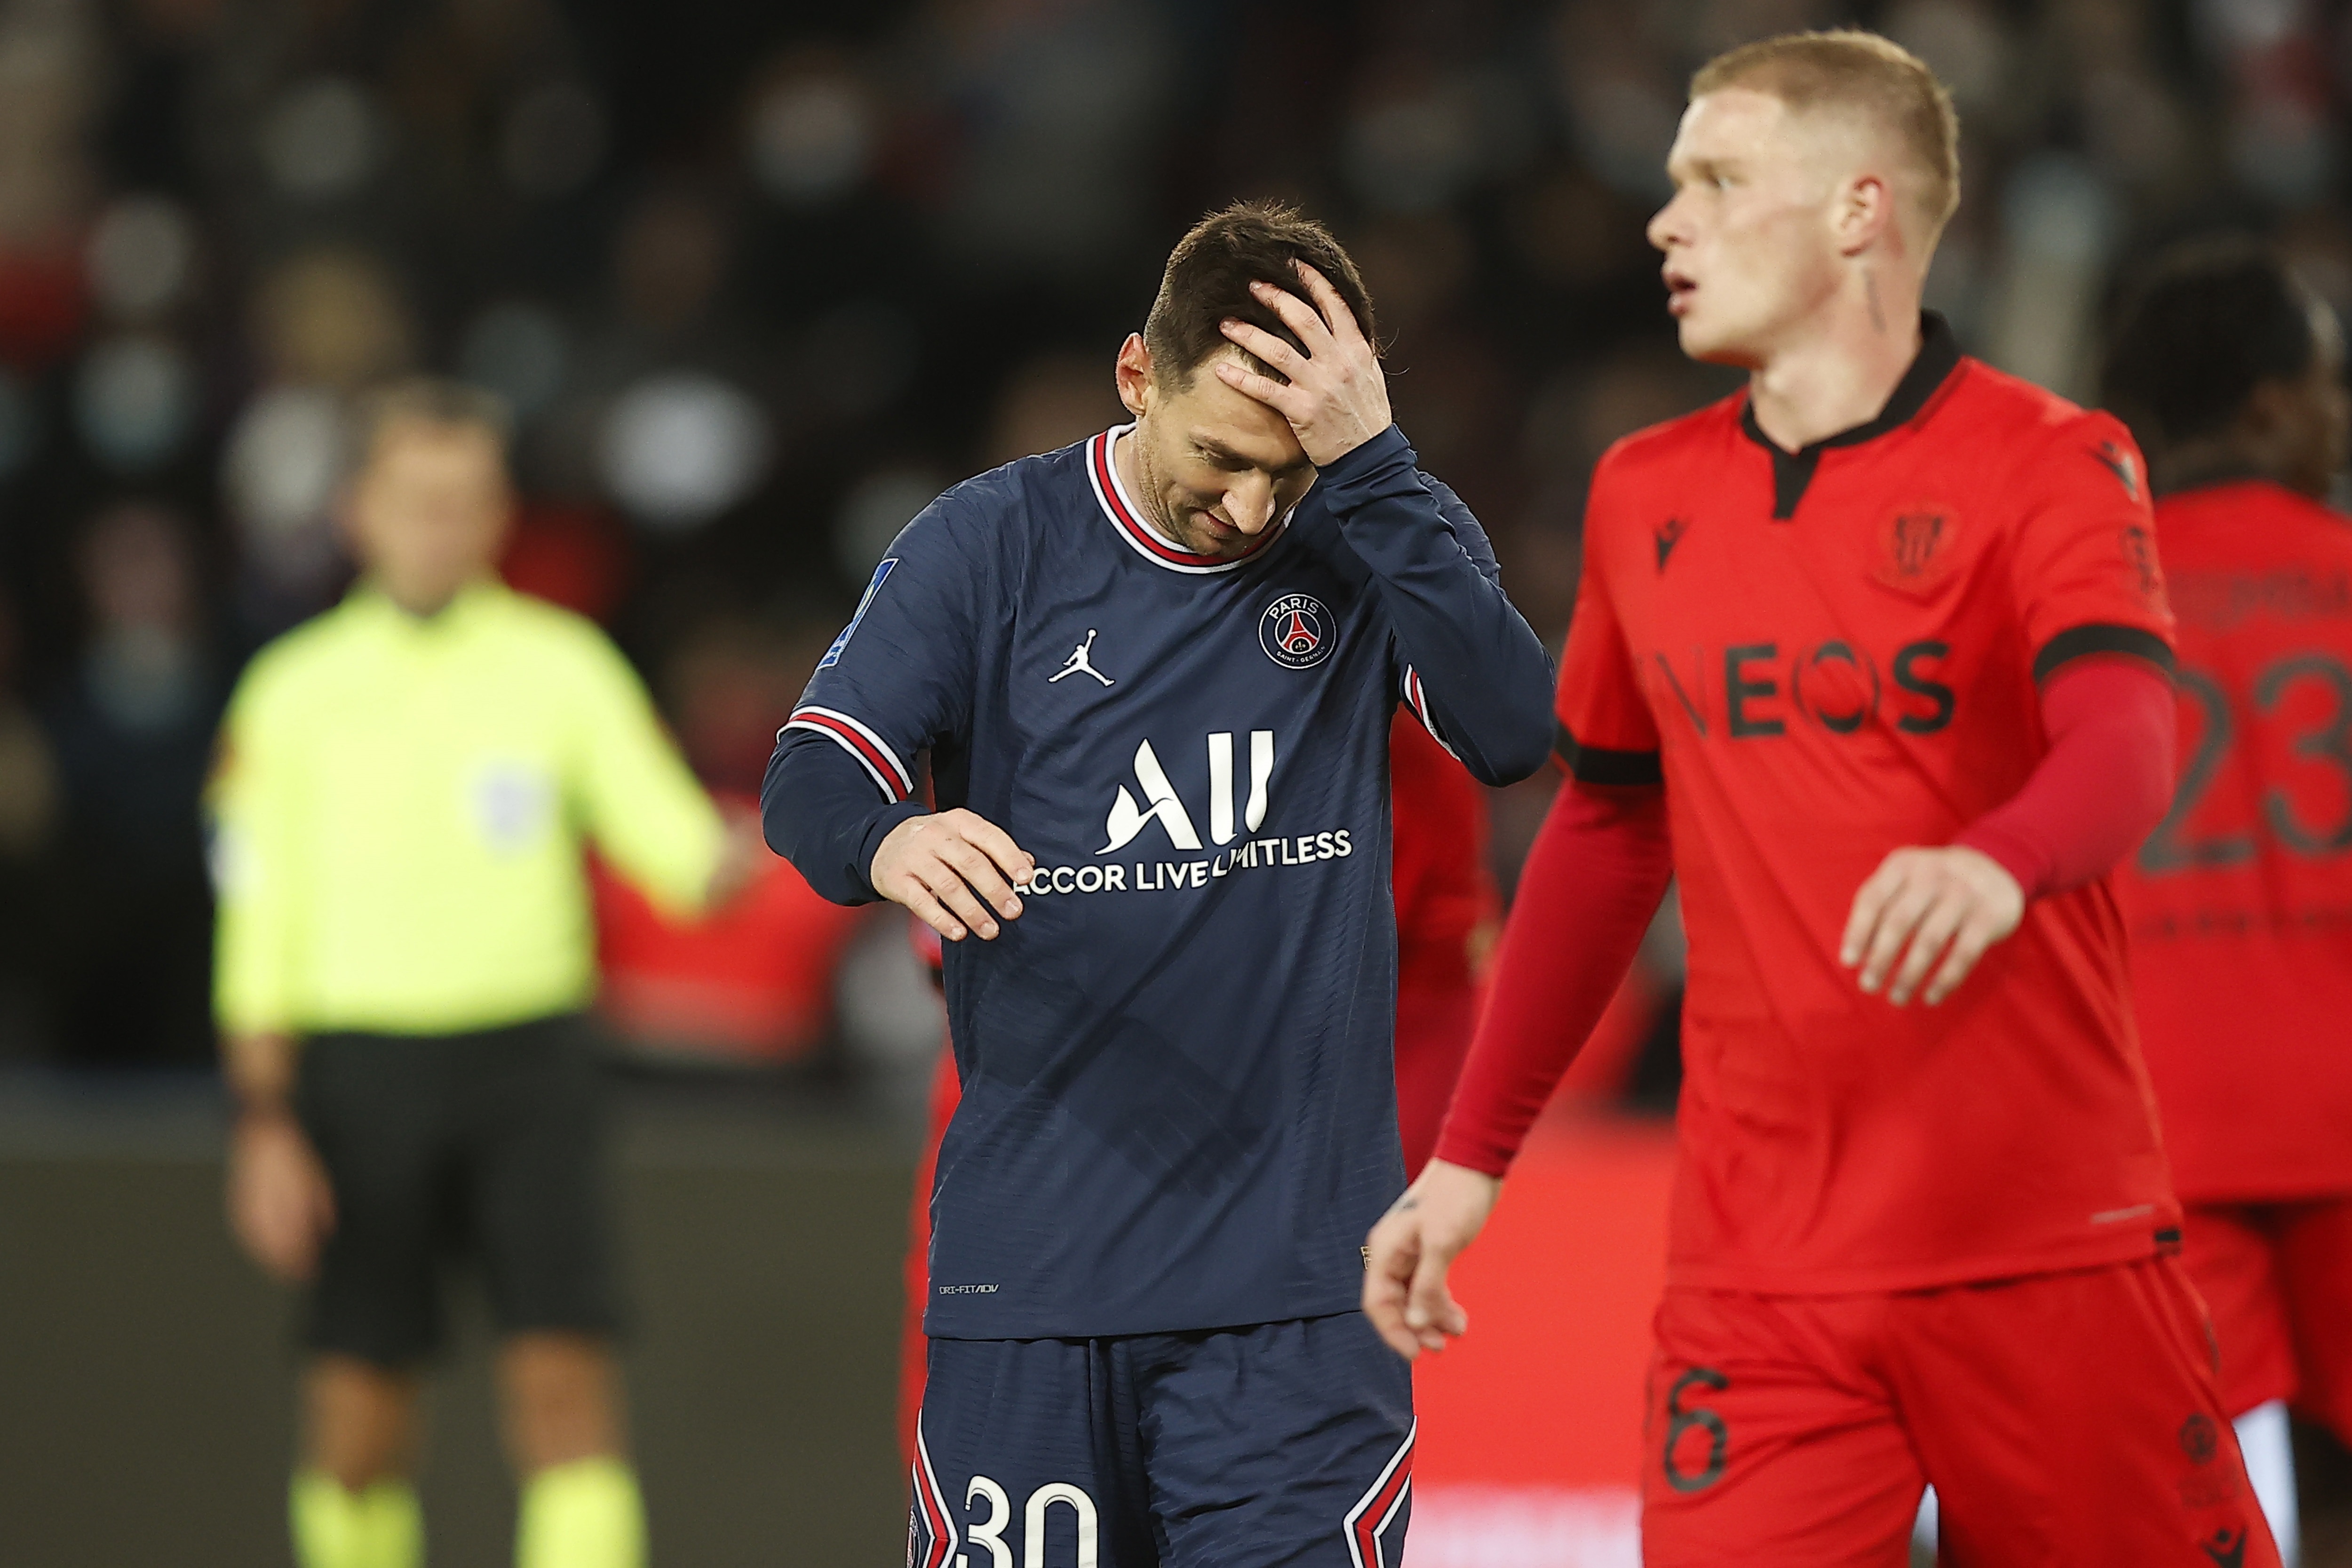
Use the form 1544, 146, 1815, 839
1875, 505, 1963, 596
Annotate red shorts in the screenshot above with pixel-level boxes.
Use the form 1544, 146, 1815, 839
1642, 1258, 2279, 1568
2182, 1195, 2352, 1445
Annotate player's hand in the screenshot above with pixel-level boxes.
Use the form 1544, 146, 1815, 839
1214, 263, 1391, 467
1363, 1158, 1500, 1361
227, 1108, 336, 1284
871, 808, 1033, 943
1840, 844, 2026, 1007
705, 803, 771, 909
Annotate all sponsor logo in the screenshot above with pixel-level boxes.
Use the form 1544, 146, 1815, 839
1260, 593, 1334, 669
1012, 729, 1355, 897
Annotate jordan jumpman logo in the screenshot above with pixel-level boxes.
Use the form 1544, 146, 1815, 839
1050, 629, 1115, 687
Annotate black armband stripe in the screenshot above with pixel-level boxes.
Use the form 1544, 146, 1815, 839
1555, 721, 1663, 786
2031, 624, 2177, 685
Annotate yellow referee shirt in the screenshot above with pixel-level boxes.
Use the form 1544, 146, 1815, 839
210, 580, 724, 1037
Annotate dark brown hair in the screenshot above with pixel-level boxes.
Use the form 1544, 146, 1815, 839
350, 376, 514, 478
2103, 237, 2320, 449
1142, 201, 1379, 387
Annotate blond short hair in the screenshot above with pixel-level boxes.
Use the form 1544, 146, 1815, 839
1692, 29, 1961, 238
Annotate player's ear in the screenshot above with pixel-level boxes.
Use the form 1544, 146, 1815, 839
1833, 172, 1894, 259
1114, 334, 1154, 420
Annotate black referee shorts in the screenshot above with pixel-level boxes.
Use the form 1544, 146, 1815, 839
294, 1013, 619, 1367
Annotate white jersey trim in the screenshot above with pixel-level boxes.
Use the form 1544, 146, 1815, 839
1086, 426, 1289, 576
782, 704, 915, 802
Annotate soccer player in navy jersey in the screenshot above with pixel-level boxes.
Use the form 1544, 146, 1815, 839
763, 202, 1551, 1568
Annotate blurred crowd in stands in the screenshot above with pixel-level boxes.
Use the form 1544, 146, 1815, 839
0, 0, 2347, 1080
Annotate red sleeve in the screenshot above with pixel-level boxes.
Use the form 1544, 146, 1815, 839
2010, 413, 2176, 681
1430, 778, 1672, 1177
1554, 461, 1664, 783
1389, 712, 1499, 1175
1954, 658, 2177, 900
1390, 710, 1497, 991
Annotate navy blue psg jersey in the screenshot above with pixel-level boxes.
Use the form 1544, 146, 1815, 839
764, 423, 1550, 1339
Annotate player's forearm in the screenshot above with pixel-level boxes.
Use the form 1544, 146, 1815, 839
223, 1030, 300, 1117
761, 729, 928, 905
1433, 777, 1672, 1176
1311, 430, 1554, 784
1954, 658, 2176, 901
588, 747, 731, 919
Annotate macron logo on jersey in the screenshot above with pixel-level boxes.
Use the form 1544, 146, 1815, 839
819, 557, 897, 669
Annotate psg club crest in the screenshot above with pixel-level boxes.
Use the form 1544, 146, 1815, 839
1259, 593, 1334, 669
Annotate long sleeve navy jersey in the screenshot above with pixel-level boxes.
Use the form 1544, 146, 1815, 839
763, 422, 1552, 1338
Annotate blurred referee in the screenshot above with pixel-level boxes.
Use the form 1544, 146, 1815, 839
209, 379, 746, 1568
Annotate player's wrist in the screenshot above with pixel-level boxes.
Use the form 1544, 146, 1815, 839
859, 802, 934, 899
234, 1099, 299, 1135
223, 1030, 301, 1121
1947, 836, 2037, 906
1427, 1136, 1514, 1184
1311, 422, 1408, 484
1424, 1155, 1504, 1196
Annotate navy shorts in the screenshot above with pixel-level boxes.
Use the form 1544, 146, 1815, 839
910, 1313, 1413, 1568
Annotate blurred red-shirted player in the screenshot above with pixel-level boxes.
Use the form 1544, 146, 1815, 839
2104, 240, 2352, 1561
898, 711, 1496, 1453
1365, 31, 2280, 1567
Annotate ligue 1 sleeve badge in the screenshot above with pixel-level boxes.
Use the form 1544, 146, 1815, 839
1259, 593, 1335, 669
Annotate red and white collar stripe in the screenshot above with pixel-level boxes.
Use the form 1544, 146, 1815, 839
1087, 426, 1286, 574
783, 705, 914, 802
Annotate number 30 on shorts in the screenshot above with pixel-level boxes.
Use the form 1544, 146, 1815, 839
1662, 1368, 1731, 1493
962, 1476, 1098, 1568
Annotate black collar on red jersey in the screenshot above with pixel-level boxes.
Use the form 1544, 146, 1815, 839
1740, 311, 1963, 520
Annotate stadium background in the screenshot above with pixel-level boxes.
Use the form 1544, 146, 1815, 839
0, 0, 2345, 1561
